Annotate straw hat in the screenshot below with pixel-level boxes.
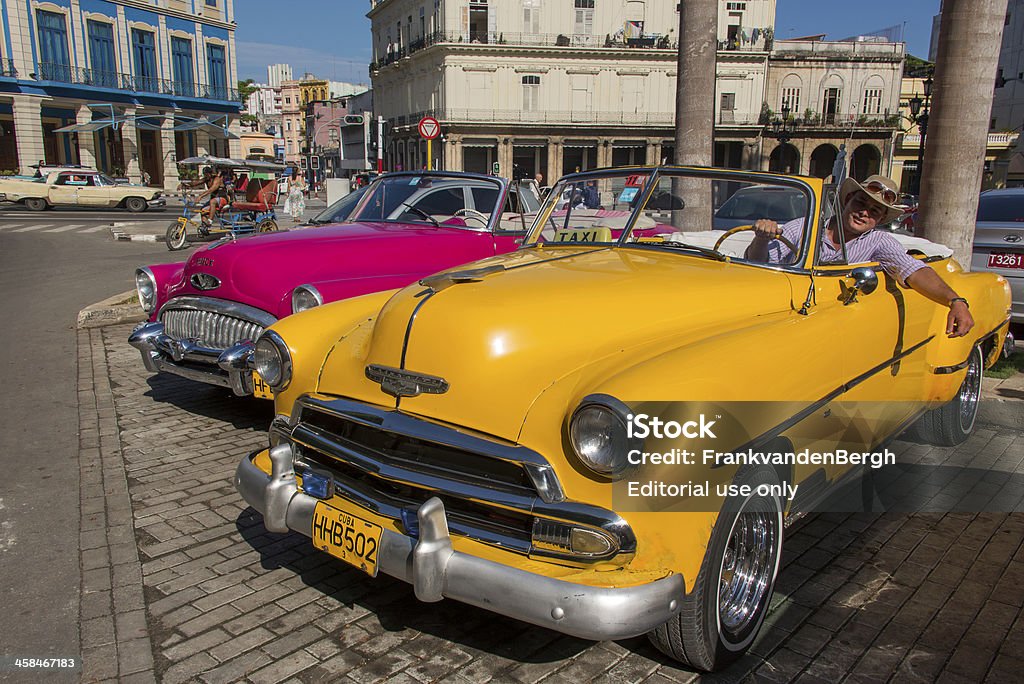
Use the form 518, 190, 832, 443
839, 174, 903, 224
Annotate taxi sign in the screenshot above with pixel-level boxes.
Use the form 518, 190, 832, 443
418, 116, 440, 140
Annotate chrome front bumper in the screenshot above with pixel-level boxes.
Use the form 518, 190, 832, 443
128, 321, 256, 396
235, 445, 685, 641
148, 197, 166, 207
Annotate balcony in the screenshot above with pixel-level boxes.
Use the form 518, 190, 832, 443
0, 58, 16, 78
396, 109, 676, 127
771, 40, 905, 60
370, 29, 677, 70
35, 62, 239, 101
900, 132, 1019, 150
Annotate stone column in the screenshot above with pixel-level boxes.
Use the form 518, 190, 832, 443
547, 137, 563, 184
740, 140, 759, 170
160, 113, 179, 190
120, 107, 142, 184
196, 129, 211, 156
645, 138, 660, 165
75, 104, 98, 169
597, 140, 613, 168
12, 95, 45, 175
445, 134, 462, 171
498, 138, 514, 178
227, 117, 242, 158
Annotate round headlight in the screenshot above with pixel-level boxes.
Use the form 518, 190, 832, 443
253, 331, 292, 391
569, 396, 635, 478
291, 284, 323, 314
135, 267, 156, 313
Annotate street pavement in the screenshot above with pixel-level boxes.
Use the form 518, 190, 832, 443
0, 232, 185, 684
0, 196, 329, 240
66, 321, 1024, 684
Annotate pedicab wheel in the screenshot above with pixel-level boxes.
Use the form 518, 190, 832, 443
165, 221, 188, 250
649, 467, 784, 671
257, 218, 279, 233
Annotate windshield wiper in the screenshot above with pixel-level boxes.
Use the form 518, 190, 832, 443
640, 240, 728, 261
402, 202, 440, 227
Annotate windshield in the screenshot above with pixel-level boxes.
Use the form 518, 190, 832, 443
348, 173, 508, 230
308, 185, 368, 225
977, 193, 1024, 222
526, 168, 813, 266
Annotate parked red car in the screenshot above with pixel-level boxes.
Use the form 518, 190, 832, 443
130, 172, 541, 398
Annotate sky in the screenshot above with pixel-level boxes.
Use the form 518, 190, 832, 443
232, 0, 943, 85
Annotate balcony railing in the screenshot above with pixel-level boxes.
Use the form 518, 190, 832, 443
772, 39, 904, 59
901, 132, 1019, 149
370, 29, 677, 70
395, 109, 676, 127
36, 62, 238, 101
0, 58, 16, 78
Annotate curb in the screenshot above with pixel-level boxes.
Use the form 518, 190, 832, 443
77, 289, 146, 329
978, 399, 1021, 430
112, 231, 159, 242
979, 377, 1024, 430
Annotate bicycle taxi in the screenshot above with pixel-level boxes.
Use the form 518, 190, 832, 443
166, 155, 285, 250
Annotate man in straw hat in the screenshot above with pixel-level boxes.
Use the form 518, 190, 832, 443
746, 174, 974, 337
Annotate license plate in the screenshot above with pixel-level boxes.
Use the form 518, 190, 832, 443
311, 501, 383, 576
251, 371, 273, 400
988, 252, 1024, 269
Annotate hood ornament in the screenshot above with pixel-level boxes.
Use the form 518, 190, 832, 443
419, 264, 505, 293
366, 364, 449, 398
1003, 234, 1022, 243
190, 273, 221, 290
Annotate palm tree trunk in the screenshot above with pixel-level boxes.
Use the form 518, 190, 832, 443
918, 0, 1008, 268
673, 0, 718, 230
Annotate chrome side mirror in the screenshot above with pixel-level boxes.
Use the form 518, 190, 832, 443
842, 266, 878, 305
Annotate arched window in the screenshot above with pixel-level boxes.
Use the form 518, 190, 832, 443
861, 76, 886, 116
780, 74, 802, 115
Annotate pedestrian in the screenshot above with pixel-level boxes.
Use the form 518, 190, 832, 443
287, 173, 306, 222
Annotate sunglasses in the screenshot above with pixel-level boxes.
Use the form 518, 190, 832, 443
861, 180, 898, 205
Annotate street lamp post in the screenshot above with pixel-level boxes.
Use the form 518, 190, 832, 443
908, 75, 933, 197
765, 104, 800, 172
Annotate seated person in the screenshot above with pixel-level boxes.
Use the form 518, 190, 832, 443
193, 169, 227, 224
745, 175, 974, 338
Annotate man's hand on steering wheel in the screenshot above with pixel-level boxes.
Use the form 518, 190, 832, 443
751, 219, 782, 242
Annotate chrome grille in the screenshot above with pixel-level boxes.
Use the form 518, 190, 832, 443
161, 308, 265, 350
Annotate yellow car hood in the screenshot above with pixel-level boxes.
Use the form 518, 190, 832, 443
316, 246, 797, 442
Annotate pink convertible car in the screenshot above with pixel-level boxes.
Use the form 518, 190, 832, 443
129, 171, 540, 398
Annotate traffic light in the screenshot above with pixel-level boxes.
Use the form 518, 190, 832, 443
310, 155, 320, 170
344, 115, 364, 125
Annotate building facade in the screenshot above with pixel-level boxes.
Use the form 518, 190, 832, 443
763, 39, 903, 182
280, 79, 301, 165
245, 83, 282, 136
0, 0, 241, 186
367, 0, 902, 183
267, 62, 291, 88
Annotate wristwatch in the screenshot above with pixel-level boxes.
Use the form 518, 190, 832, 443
949, 297, 969, 308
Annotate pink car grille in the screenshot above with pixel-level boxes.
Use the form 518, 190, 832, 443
161, 308, 265, 351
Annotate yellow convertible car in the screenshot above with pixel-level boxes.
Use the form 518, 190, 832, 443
234, 167, 1011, 671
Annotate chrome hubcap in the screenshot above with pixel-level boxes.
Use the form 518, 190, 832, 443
958, 351, 981, 433
719, 503, 779, 638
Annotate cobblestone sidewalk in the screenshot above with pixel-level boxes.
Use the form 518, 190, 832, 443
78, 323, 1024, 683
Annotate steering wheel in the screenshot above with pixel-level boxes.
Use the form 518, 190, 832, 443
713, 224, 799, 256
453, 208, 490, 226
